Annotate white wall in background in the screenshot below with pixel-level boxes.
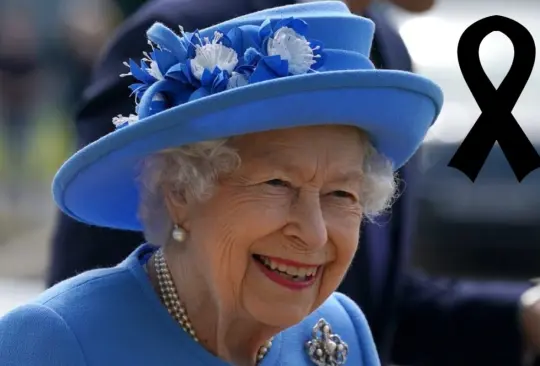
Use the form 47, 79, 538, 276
0, 279, 43, 317
385, 1, 540, 143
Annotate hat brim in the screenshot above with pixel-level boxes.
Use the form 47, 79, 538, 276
53, 69, 443, 230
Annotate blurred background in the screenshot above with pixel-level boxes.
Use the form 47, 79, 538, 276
0, 0, 538, 316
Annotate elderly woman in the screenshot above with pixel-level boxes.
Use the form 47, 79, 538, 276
0, 2, 442, 365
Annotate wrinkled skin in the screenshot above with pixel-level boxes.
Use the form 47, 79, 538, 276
159, 125, 368, 365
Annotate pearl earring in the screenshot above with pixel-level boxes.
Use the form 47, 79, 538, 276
172, 224, 187, 243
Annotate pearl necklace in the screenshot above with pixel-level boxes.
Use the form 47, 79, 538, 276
153, 249, 273, 363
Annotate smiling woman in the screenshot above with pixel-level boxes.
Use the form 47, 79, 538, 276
0, 2, 442, 365
138, 126, 394, 356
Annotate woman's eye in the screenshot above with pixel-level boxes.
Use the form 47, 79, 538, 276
265, 179, 291, 188
332, 190, 356, 200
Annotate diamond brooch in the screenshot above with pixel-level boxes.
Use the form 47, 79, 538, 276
305, 318, 348, 365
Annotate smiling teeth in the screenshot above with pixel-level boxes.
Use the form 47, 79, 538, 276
260, 256, 318, 277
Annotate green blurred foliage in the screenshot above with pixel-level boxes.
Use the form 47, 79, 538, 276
0, 110, 74, 181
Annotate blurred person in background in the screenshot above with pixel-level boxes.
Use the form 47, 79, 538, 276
46, 0, 540, 365
54, 0, 122, 114
0, 7, 41, 206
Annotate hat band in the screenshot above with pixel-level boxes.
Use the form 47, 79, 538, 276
198, 16, 374, 56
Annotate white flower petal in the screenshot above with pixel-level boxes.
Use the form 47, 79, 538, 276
112, 114, 139, 127
146, 61, 164, 80
190, 31, 239, 80
267, 26, 316, 75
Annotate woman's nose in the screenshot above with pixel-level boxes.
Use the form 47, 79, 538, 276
283, 190, 328, 249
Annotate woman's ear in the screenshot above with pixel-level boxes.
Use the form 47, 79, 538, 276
162, 184, 192, 231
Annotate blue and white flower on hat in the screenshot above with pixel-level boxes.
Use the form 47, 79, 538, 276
248, 17, 326, 82
113, 17, 326, 128
188, 31, 239, 80
165, 27, 245, 93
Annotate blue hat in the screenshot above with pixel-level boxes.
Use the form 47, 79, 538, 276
53, 1, 443, 231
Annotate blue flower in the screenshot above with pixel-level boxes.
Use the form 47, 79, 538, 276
186, 30, 240, 86
122, 49, 184, 102
246, 17, 327, 83
150, 49, 180, 77
259, 17, 310, 52
121, 59, 158, 101
165, 28, 248, 98
119, 23, 244, 119
121, 23, 192, 101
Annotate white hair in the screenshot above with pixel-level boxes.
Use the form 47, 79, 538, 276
138, 136, 398, 246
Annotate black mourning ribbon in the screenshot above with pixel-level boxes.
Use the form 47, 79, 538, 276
448, 15, 540, 182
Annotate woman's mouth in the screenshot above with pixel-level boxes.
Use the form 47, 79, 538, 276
253, 254, 321, 290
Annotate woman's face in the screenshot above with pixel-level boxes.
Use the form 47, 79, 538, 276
175, 125, 366, 328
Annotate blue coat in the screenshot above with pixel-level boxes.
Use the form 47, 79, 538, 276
47, 0, 531, 364
0, 245, 380, 365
